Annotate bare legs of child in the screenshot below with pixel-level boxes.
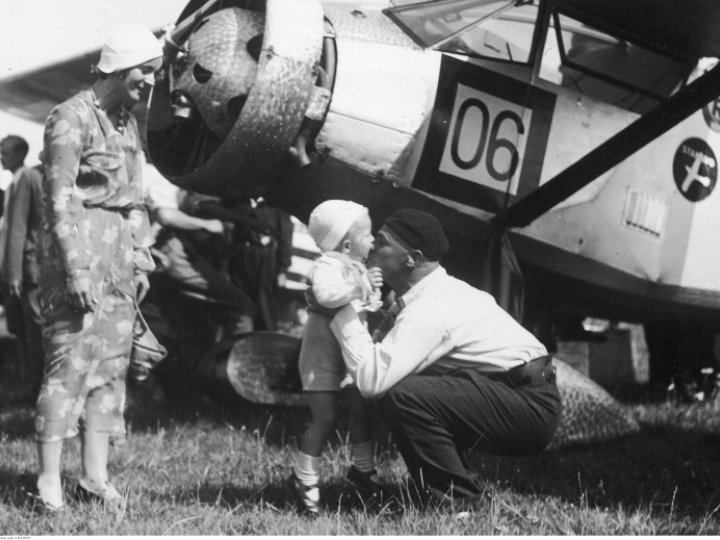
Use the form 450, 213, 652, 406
292, 388, 378, 514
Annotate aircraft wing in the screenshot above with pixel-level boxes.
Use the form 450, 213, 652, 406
0, 53, 96, 125
6, 0, 719, 124
0, 0, 187, 124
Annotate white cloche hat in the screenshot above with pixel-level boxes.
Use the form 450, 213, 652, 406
97, 24, 163, 74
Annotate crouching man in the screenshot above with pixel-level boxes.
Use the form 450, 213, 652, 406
326, 209, 561, 510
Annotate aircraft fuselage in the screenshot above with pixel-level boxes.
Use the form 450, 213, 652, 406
148, 0, 720, 326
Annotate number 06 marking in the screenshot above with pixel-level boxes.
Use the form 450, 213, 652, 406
450, 98, 524, 181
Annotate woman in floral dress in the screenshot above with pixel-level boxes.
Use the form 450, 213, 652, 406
34, 24, 164, 511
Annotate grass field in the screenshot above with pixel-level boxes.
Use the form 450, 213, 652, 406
2, 336, 720, 535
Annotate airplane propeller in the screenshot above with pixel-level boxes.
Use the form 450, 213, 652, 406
147, 0, 326, 198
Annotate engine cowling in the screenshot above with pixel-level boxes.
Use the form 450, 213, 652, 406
171, 7, 264, 141
147, 0, 326, 197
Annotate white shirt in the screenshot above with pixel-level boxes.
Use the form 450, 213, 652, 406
330, 266, 547, 398
142, 163, 180, 213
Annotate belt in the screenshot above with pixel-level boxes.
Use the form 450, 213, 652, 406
487, 355, 554, 388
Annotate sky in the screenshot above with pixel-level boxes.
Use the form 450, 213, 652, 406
0, 0, 390, 80
0, 0, 187, 79
0, 0, 187, 185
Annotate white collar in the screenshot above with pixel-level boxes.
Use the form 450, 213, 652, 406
396, 266, 446, 311
12, 166, 26, 183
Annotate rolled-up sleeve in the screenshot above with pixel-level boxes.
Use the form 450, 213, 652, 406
330, 305, 449, 397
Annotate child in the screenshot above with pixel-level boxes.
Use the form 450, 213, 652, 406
290, 200, 384, 514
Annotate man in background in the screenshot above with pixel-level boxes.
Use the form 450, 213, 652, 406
190, 193, 293, 331
141, 161, 256, 405
0, 136, 45, 400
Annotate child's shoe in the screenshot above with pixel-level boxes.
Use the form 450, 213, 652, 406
289, 472, 321, 515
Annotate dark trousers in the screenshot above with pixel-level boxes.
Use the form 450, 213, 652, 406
142, 233, 255, 404
380, 361, 561, 504
229, 243, 279, 331
3, 284, 43, 400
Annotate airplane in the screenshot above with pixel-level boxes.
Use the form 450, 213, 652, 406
3, 0, 720, 416
144, 0, 720, 352
6, 0, 720, 326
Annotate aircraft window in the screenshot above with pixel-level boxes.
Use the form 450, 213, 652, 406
539, 12, 690, 114
385, 0, 537, 64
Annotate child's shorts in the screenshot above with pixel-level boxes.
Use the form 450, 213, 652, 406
299, 312, 346, 392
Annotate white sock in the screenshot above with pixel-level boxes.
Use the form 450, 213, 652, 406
295, 452, 322, 487
351, 441, 376, 473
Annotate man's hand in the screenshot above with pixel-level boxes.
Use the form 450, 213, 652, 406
202, 219, 224, 235
134, 274, 150, 304
7, 280, 22, 300
368, 308, 395, 343
368, 267, 383, 290
305, 288, 343, 319
67, 276, 97, 312
277, 272, 287, 288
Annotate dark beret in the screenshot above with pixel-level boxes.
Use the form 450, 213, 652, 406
383, 209, 450, 261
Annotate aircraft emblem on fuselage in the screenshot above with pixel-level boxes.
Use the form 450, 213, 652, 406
673, 138, 717, 202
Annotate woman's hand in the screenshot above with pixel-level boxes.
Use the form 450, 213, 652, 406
134, 273, 150, 304
67, 276, 97, 312
368, 267, 383, 290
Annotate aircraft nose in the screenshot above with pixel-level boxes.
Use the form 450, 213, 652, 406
146, 0, 325, 198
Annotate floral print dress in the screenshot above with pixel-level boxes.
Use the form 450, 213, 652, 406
35, 89, 155, 444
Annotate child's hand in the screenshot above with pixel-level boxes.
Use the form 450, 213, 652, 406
368, 267, 383, 290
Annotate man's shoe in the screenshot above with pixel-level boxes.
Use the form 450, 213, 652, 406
347, 466, 383, 493
347, 466, 400, 511
289, 473, 321, 515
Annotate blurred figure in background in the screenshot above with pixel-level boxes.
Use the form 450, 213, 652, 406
227, 196, 293, 331
0, 138, 45, 401
141, 162, 256, 406
644, 321, 720, 403
187, 192, 293, 331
